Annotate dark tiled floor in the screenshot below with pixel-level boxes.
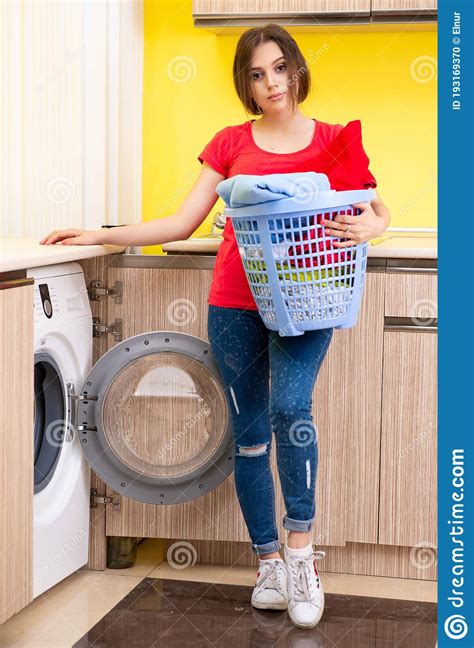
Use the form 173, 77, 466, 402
73, 577, 437, 648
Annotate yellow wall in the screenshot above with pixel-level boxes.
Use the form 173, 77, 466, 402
143, 1, 437, 255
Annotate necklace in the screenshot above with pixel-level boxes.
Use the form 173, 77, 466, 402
251, 120, 279, 150
252, 119, 314, 152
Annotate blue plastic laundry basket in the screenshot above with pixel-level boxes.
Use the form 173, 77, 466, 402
225, 188, 376, 337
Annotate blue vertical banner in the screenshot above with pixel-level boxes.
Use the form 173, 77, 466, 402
438, 1, 474, 646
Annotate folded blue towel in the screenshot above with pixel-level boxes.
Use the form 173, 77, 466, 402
216, 172, 331, 208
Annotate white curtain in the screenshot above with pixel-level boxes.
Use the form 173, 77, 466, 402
1, 0, 143, 237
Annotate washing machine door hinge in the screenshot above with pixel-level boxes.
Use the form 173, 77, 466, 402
87, 280, 123, 304
90, 488, 121, 510
92, 317, 123, 342
67, 385, 99, 436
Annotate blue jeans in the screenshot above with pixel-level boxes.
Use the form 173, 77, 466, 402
207, 304, 334, 556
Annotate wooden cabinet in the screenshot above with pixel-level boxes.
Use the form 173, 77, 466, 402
193, 0, 371, 13
192, 0, 436, 25
313, 269, 385, 545
384, 268, 437, 320
372, 0, 437, 13
0, 278, 34, 624
379, 268, 437, 547
193, 0, 371, 28
317, 264, 437, 550
379, 326, 437, 546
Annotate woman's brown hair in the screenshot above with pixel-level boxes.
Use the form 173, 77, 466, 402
233, 23, 311, 116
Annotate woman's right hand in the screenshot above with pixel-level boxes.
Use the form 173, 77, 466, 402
39, 228, 103, 246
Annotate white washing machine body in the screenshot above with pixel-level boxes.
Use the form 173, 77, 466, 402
28, 262, 93, 599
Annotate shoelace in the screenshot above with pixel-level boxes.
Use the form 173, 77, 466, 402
289, 550, 326, 603
255, 560, 286, 592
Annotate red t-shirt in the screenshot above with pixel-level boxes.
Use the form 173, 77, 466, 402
197, 118, 377, 311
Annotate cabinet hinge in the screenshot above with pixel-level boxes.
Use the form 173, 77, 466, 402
92, 317, 123, 342
88, 280, 123, 304
90, 488, 121, 510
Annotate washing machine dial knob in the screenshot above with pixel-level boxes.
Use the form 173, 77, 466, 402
43, 298, 52, 317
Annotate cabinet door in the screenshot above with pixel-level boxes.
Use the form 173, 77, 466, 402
379, 268, 437, 547
193, 1, 371, 16
372, 0, 437, 12
312, 270, 385, 546
0, 279, 34, 623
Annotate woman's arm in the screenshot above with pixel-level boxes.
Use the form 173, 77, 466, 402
370, 190, 391, 233
40, 163, 226, 246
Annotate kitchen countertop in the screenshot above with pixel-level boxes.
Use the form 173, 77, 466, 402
162, 234, 438, 259
0, 234, 437, 278
0, 238, 126, 273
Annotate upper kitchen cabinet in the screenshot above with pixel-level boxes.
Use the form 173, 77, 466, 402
372, 0, 437, 22
192, 0, 436, 27
193, 1, 371, 27
373, 0, 436, 11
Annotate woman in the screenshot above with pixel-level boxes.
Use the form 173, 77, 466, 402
41, 24, 390, 629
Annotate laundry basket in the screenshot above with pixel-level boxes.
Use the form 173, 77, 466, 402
226, 188, 376, 337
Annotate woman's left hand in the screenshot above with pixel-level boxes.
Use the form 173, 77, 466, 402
320, 201, 387, 248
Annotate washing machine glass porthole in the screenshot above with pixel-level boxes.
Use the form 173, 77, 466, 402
79, 331, 235, 505
34, 354, 66, 493
101, 352, 228, 479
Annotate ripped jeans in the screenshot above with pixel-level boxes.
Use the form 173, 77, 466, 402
207, 304, 334, 556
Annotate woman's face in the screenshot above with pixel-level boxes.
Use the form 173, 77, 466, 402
249, 41, 292, 114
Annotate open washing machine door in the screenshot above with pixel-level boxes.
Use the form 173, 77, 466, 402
75, 330, 234, 505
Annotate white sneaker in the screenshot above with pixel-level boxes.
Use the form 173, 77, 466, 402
284, 544, 326, 628
251, 558, 288, 610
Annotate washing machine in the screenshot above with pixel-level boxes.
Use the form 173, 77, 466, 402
29, 262, 93, 598
29, 261, 234, 597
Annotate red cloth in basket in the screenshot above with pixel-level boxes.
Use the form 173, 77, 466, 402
287, 120, 377, 269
